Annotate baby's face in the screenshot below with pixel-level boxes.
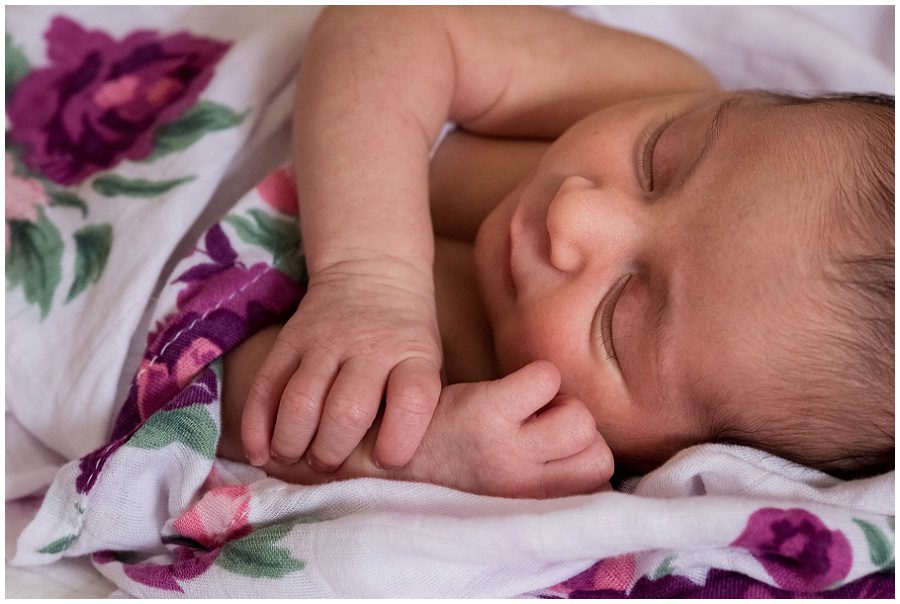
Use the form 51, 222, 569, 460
474, 91, 834, 470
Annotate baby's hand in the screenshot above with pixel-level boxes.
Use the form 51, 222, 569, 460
241, 258, 443, 471
422, 360, 614, 498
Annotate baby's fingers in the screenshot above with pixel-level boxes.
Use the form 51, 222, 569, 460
241, 336, 305, 466
268, 351, 338, 464
374, 357, 442, 469
519, 395, 598, 463
537, 436, 614, 497
488, 360, 561, 423
306, 357, 387, 471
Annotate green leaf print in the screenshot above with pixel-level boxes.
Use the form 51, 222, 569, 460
650, 555, 676, 580
853, 518, 895, 570
66, 224, 113, 303
216, 522, 304, 578
6, 208, 64, 319
92, 174, 195, 197
38, 534, 78, 554
146, 101, 248, 161
48, 190, 89, 218
6, 33, 31, 101
224, 209, 306, 281
128, 404, 218, 459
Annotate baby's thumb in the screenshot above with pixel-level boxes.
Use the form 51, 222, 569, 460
488, 360, 561, 421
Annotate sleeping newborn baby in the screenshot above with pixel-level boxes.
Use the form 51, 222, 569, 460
215, 7, 894, 498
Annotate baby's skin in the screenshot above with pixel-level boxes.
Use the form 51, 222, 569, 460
218, 325, 614, 498
230, 7, 720, 493
218, 8, 893, 491
215, 7, 732, 497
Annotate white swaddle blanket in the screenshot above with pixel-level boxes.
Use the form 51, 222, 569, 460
6, 5, 894, 598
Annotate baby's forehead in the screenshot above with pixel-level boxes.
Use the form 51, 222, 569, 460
730, 91, 875, 156
705, 92, 853, 246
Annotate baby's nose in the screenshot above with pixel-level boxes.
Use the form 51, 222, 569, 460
546, 175, 640, 273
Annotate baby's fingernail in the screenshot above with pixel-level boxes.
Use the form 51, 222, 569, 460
306, 455, 334, 473
271, 453, 299, 466
373, 459, 399, 471
246, 452, 266, 467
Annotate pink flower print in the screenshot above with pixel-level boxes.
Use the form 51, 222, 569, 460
92, 74, 141, 109
731, 508, 852, 591
588, 554, 637, 591
173, 336, 223, 385
134, 359, 179, 421
256, 165, 299, 216
202, 464, 227, 491
550, 554, 637, 596
133, 335, 222, 421
6, 153, 50, 252
173, 484, 251, 549
6, 154, 49, 222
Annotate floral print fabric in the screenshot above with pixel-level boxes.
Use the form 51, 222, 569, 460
17, 154, 895, 598
537, 509, 894, 598
7, 16, 244, 320
8, 9, 895, 600
7, 16, 228, 185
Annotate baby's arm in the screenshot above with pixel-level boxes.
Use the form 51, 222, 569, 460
242, 6, 719, 473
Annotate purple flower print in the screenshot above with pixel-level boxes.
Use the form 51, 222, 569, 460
159, 224, 304, 342
555, 568, 893, 599
6, 16, 229, 185
94, 546, 218, 593
75, 223, 303, 494
75, 361, 221, 494
731, 508, 852, 591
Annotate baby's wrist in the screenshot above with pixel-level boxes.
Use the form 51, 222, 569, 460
308, 253, 434, 294
308, 243, 434, 280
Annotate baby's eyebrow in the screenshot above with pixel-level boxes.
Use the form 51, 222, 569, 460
681, 95, 744, 184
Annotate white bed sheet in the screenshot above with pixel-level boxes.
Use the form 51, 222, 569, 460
6, 497, 116, 597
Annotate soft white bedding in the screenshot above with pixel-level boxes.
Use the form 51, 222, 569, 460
6, 4, 894, 599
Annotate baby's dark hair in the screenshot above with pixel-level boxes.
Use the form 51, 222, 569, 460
713, 91, 894, 479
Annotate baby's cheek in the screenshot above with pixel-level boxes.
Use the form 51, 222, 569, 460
493, 304, 573, 374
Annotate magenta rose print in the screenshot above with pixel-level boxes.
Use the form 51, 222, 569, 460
73, 222, 304, 495
535, 567, 893, 599
6, 18, 245, 319
6, 16, 235, 186
731, 507, 852, 591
